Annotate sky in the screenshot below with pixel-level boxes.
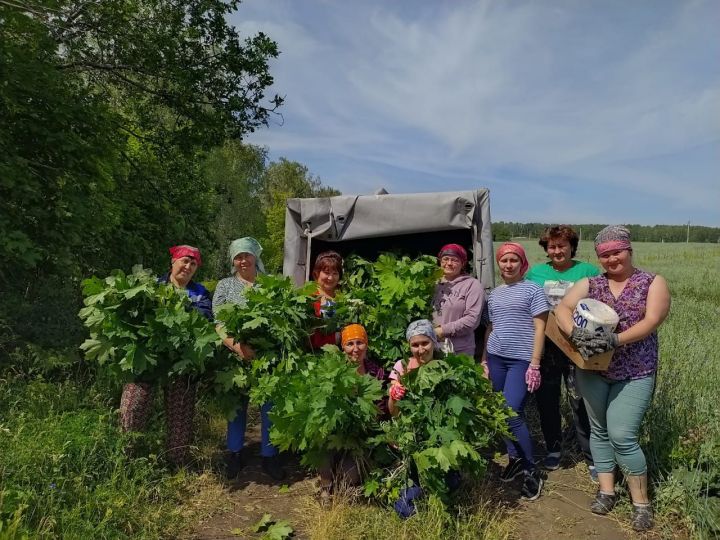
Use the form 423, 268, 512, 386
230, 0, 720, 226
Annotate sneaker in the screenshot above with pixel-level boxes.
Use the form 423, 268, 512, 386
520, 469, 544, 501
542, 452, 561, 471
590, 491, 618, 515
588, 465, 598, 484
225, 451, 244, 480
262, 455, 286, 481
499, 458, 525, 483
631, 504, 654, 531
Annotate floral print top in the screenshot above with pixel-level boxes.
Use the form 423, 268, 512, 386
588, 269, 658, 381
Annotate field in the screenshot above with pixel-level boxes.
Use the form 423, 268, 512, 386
1, 242, 718, 539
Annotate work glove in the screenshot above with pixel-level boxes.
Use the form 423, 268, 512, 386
525, 364, 541, 393
390, 384, 406, 401
570, 327, 619, 359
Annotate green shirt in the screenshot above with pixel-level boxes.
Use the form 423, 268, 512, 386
525, 260, 600, 306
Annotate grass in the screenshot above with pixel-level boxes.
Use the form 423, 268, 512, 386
1, 242, 718, 539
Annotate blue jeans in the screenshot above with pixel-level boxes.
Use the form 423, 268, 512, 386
576, 370, 655, 475
487, 353, 536, 471
227, 400, 277, 457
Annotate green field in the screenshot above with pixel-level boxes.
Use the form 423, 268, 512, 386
1, 242, 718, 539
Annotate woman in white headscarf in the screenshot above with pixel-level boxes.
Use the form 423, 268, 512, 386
212, 237, 285, 481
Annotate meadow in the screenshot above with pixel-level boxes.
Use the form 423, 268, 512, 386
0, 242, 718, 539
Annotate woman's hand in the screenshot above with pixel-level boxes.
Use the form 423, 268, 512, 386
480, 360, 489, 379
570, 328, 618, 358
434, 326, 444, 340
390, 384, 406, 401
525, 364, 541, 392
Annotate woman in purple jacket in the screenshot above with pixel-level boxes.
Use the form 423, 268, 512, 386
432, 244, 485, 357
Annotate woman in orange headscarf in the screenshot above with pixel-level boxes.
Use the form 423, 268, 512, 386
316, 324, 388, 501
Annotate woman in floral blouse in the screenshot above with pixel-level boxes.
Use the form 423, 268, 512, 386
556, 225, 671, 532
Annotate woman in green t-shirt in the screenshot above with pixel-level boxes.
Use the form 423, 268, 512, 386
525, 225, 600, 477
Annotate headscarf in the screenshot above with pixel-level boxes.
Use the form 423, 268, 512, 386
228, 237, 265, 274
594, 225, 632, 257
341, 324, 368, 347
405, 319, 438, 349
495, 242, 529, 277
169, 245, 202, 266
438, 243, 468, 266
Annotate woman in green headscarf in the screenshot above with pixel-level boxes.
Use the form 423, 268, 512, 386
212, 237, 285, 481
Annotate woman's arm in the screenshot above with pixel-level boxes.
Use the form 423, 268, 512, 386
556, 278, 590, 335
616, 275, 671, 345
480, 323, 492, 377
530, 314, 548, 367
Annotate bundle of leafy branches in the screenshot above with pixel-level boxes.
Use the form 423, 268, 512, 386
267, 346, 384, 467
79, 266, 220, 383
332, 253, 442, 365
213, 274, 318, 411
367, 354, 513, 502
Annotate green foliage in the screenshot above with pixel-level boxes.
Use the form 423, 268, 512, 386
0, 371, 192, 539
79, 266, 220, 382
250, 513, 294, 540
213, 275, 317, 409
373, 354, 513, 501
0, 0, 285, 352
267, 348, 383, 467
334, 254, 442, 365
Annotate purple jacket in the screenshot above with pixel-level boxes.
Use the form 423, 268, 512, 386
432, 274, 485, 355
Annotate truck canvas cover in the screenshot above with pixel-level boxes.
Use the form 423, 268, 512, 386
282, 189, 494, 290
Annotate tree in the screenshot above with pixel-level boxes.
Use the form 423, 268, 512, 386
0, 0, 283, 349
203, 141, 269, 278
261, 159, 340, 272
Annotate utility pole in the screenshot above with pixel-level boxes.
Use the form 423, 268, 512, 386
687, 220, 690, 243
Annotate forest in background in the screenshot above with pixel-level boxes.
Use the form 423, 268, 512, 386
492, 222, 720, 243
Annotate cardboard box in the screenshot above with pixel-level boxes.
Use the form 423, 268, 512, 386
545, 311, 613, 371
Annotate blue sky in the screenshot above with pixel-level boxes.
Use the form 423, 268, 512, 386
231, 0, 720, 226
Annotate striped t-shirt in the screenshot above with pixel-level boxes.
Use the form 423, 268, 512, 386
483, 280, 550, 362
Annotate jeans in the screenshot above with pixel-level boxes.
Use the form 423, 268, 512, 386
487, 353, 536, 471
535, 339, 593, 463
227, 399, 277, 457
575, 370, 655, 475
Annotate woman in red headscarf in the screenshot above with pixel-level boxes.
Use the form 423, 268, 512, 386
119, 244, 213, 467
431, 243, 485, 357
480, 242, 550, 501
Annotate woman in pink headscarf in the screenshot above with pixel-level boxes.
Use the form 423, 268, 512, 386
480, 242, 550, 501
431, 243, 485, 356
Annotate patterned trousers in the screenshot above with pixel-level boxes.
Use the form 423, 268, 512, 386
119, 376, 196, 465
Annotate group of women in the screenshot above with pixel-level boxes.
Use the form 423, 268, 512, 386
118, 224, 669, 531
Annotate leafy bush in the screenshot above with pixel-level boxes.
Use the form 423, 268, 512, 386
213, 274, 317, 410
79, 266, 220, 383
267, 347, 383, 467
370, 354, 513, 501
333, 254, 442, 365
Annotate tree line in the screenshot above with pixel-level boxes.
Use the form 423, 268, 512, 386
0, 1, 337, 355
492, 222, 720, 243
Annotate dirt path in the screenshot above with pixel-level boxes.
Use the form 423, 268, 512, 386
187, 422, 316, 539
186, 424, 634, 540
508, 463, 630, 540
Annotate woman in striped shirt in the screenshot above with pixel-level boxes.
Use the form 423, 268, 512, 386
481, 242, 550, 501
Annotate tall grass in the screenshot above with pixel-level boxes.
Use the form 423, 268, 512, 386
0, 356, 216, 539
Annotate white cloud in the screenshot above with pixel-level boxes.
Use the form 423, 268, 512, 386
233, 0, 720, 225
